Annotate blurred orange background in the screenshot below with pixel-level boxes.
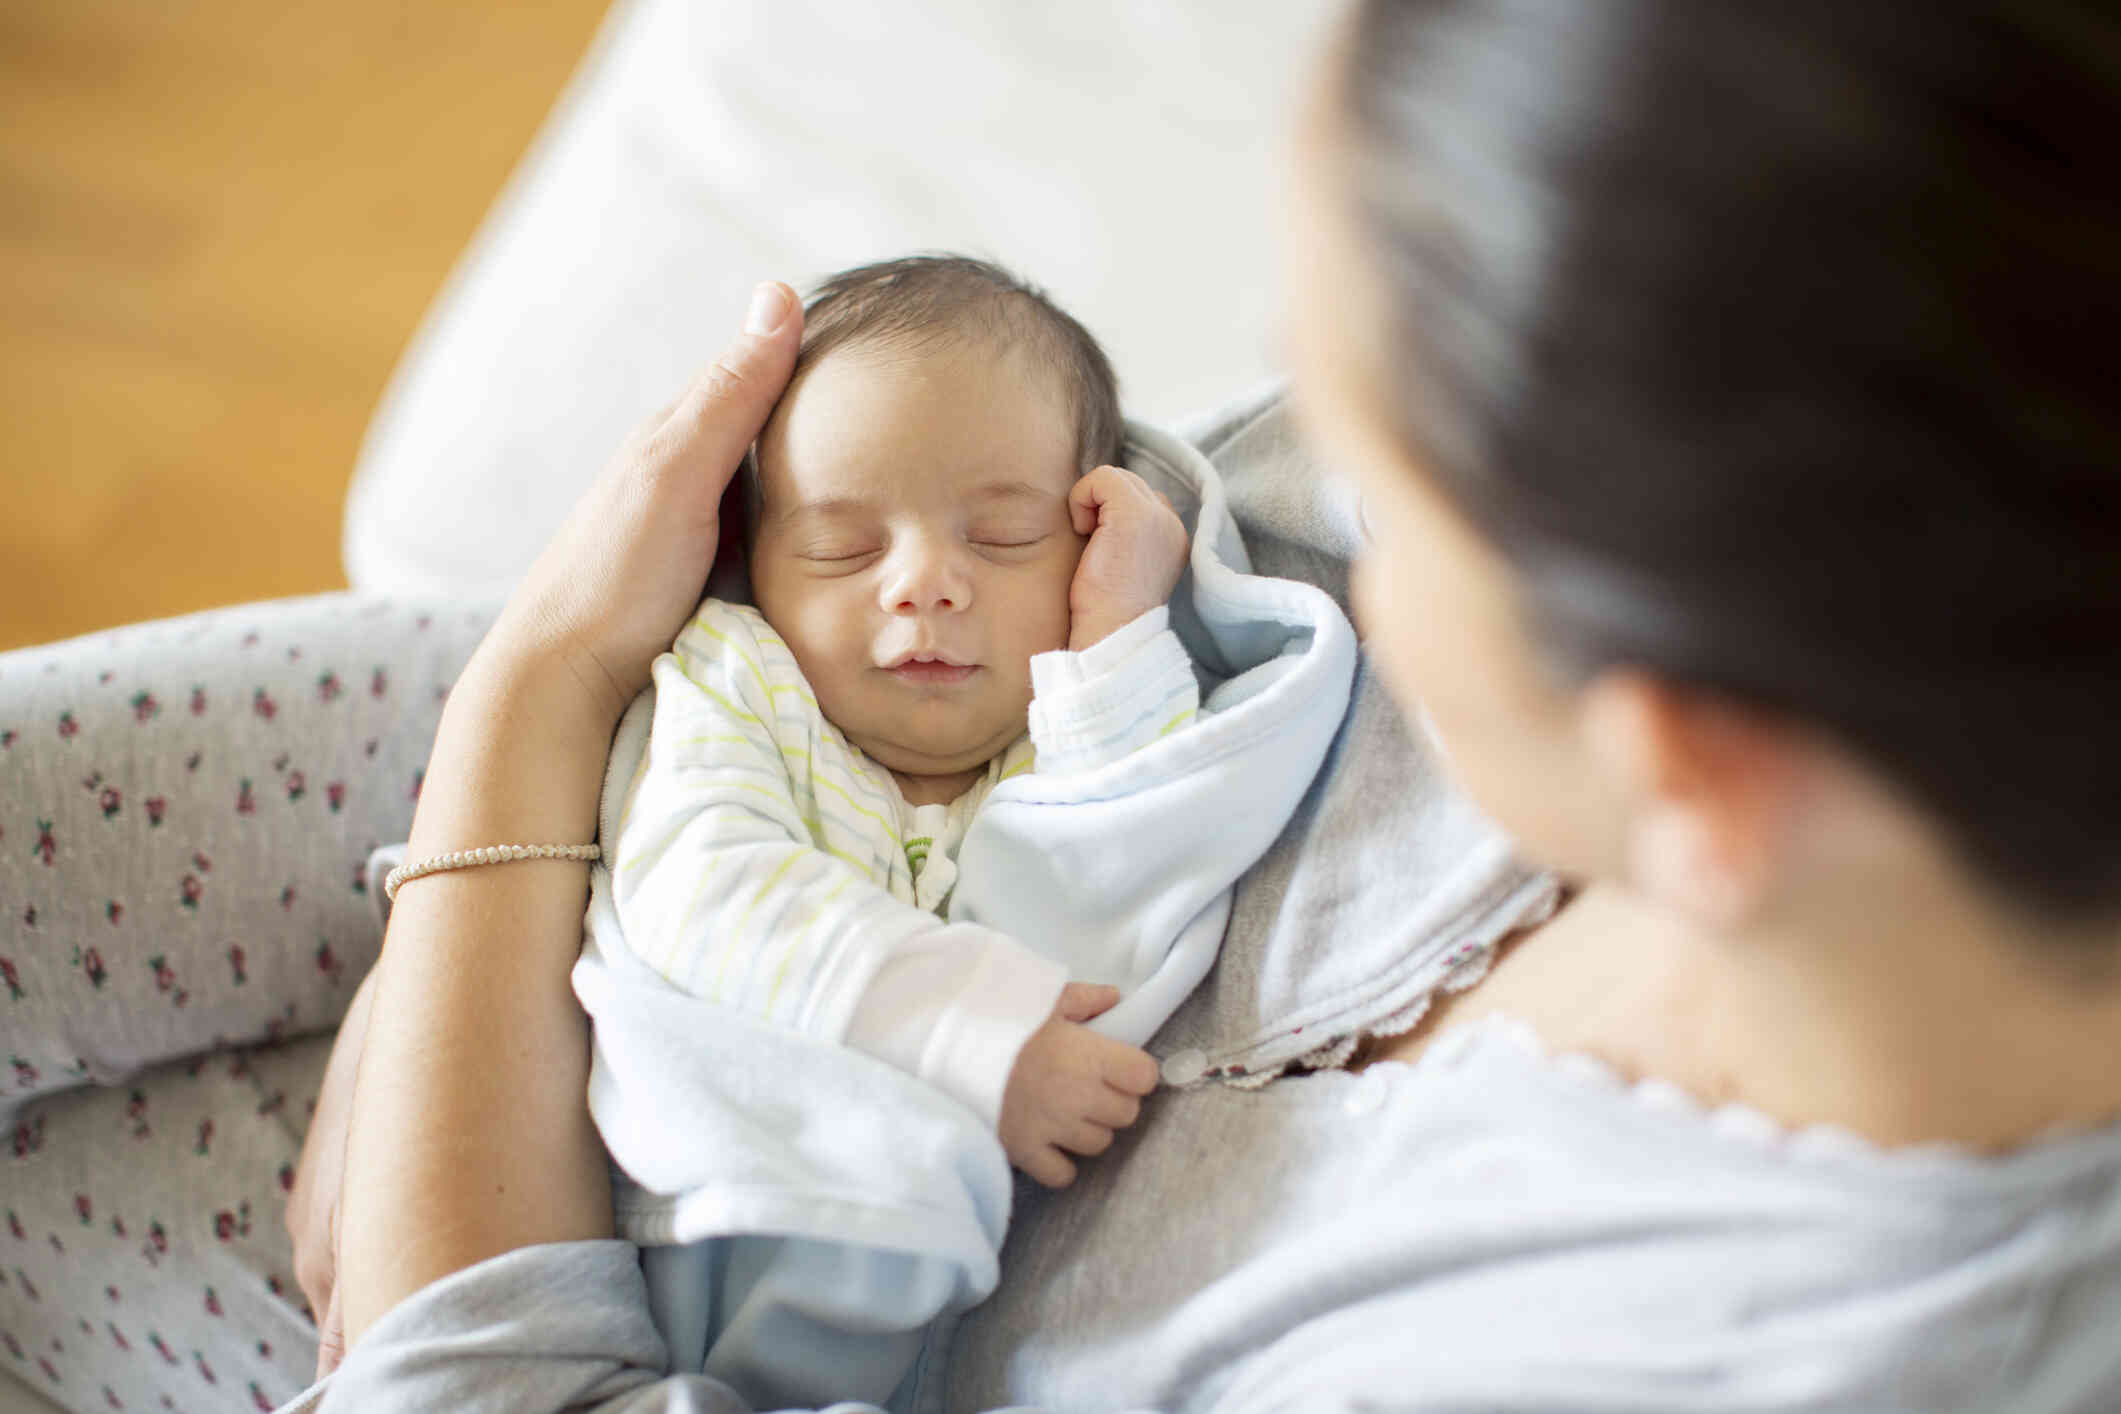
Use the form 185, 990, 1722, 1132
0, 0, 612, 652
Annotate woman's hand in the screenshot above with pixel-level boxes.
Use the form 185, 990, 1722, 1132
486, 282, 804, 729
318, 284, 803, 1364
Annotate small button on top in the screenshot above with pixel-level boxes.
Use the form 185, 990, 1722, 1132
1160, 1048, 1208, 1088
1341, 1067, 1391, 1116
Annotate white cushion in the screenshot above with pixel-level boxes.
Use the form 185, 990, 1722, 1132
342, 0, 1335, 599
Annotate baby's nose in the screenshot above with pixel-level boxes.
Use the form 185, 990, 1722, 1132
884, 547, 969, 614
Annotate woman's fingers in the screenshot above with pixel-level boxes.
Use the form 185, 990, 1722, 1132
493, 282, 804, 718
614, 398, 684, 462
656, 282, 802, 487
612, 284, 797, 498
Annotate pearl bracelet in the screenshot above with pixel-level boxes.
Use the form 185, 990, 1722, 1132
382, 843, 602, 901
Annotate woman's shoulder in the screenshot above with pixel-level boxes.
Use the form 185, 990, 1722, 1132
1427, 1013, 2121, 1188
947, 1013, 2121, 1413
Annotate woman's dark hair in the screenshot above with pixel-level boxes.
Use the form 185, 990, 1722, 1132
1339, 0, 2121, 924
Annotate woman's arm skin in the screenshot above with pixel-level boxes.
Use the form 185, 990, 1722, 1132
333, 646, 627, 1345
319, 284, 804, 1357
286, 963, 374, 1377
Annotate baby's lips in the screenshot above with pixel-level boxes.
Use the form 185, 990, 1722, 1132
879, 648, 975, 670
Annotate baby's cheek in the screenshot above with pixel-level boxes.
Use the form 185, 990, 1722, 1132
776, 609, 858, 704
1038, 590, 1075, 654
1046, 558, 1081, 639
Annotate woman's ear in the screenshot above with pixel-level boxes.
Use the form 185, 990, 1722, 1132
1579, 670, 1812, 932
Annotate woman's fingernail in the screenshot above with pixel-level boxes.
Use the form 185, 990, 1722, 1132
744, 282, 791, 335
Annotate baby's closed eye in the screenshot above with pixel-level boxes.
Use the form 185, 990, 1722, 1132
794, 540, 884, 564
968, 518, 1060, 553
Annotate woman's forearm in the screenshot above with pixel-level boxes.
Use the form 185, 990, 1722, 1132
335, 631, 623, 1349
320, 283, 802, 1359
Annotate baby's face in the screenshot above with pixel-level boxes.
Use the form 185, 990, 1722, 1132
749, 337, 1085, 782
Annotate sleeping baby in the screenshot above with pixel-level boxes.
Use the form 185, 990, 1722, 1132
693, 254, 1182, 1177
576, 255, 1336, 1409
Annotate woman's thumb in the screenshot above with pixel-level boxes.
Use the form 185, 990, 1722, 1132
661, 281, 802, 474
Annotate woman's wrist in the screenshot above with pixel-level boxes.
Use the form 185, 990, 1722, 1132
402, 628, 626, 865
334, 299, 803, 1352
341, 623, 624, 1343
480, 599, 639, 735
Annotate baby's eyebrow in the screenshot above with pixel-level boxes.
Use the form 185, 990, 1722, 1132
774, 496, 874, 524
774, 481, 1060, 523
965, 480, 1063, 505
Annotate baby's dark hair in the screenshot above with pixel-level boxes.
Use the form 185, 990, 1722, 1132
794, 254, 1124, 472
739, 256, 1124, 538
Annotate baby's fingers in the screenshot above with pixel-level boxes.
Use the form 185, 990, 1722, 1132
1056, 1119, 1116, 1158
1068, 469, 1113, 536
1058, 981, 1120, 1023
1021, 1146, 1080, 1189
1101, 1042, 1161, 1097
1086, 1085, 1144, 1132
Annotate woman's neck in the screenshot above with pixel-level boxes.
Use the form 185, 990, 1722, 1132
1410, 879, 2121, 1152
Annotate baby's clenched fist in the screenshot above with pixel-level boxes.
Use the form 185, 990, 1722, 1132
1067, 466, 1190, 652
999, 982, 1160, 1188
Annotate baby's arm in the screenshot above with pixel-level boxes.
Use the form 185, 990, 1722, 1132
956, 466, 1343, 1048
610, 603, 1154, 1161
1030, 465, 1200, 776
1028, 606, 1199, 776
847, 951, 1154, 1184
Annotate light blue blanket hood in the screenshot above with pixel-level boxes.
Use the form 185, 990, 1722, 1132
569, 416, 1357, 1398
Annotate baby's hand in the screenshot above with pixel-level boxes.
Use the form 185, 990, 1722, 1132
1067, 466, 1190, 652
999, 982, 1160, 1187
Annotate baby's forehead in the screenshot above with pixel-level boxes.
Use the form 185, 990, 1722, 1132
746, 334, 1085, 527
758, 336, 1082, 490
797, 329, 1068, 408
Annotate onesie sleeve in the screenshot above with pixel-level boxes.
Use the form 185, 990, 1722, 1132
1026, 606, 1199, 776
608, 602, 1064, 1116
844, 926, 1067, 1126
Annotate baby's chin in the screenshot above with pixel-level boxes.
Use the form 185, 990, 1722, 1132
850, 719, 1024, 780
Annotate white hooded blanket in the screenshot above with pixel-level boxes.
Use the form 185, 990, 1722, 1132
571, 417, 1356, 1408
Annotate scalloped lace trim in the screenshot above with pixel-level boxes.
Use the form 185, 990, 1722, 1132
1213, 938, 1502, 1092
1419, 1013, 2121, 1173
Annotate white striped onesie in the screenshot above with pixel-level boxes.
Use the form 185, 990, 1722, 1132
604, 598, 1200, 1127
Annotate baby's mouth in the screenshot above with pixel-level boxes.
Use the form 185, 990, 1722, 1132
883, 653, 978, 686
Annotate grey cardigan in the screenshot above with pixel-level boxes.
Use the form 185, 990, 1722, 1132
288, 394, 2121, 1414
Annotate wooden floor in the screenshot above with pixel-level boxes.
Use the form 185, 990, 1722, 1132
0, 0, 614, 651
